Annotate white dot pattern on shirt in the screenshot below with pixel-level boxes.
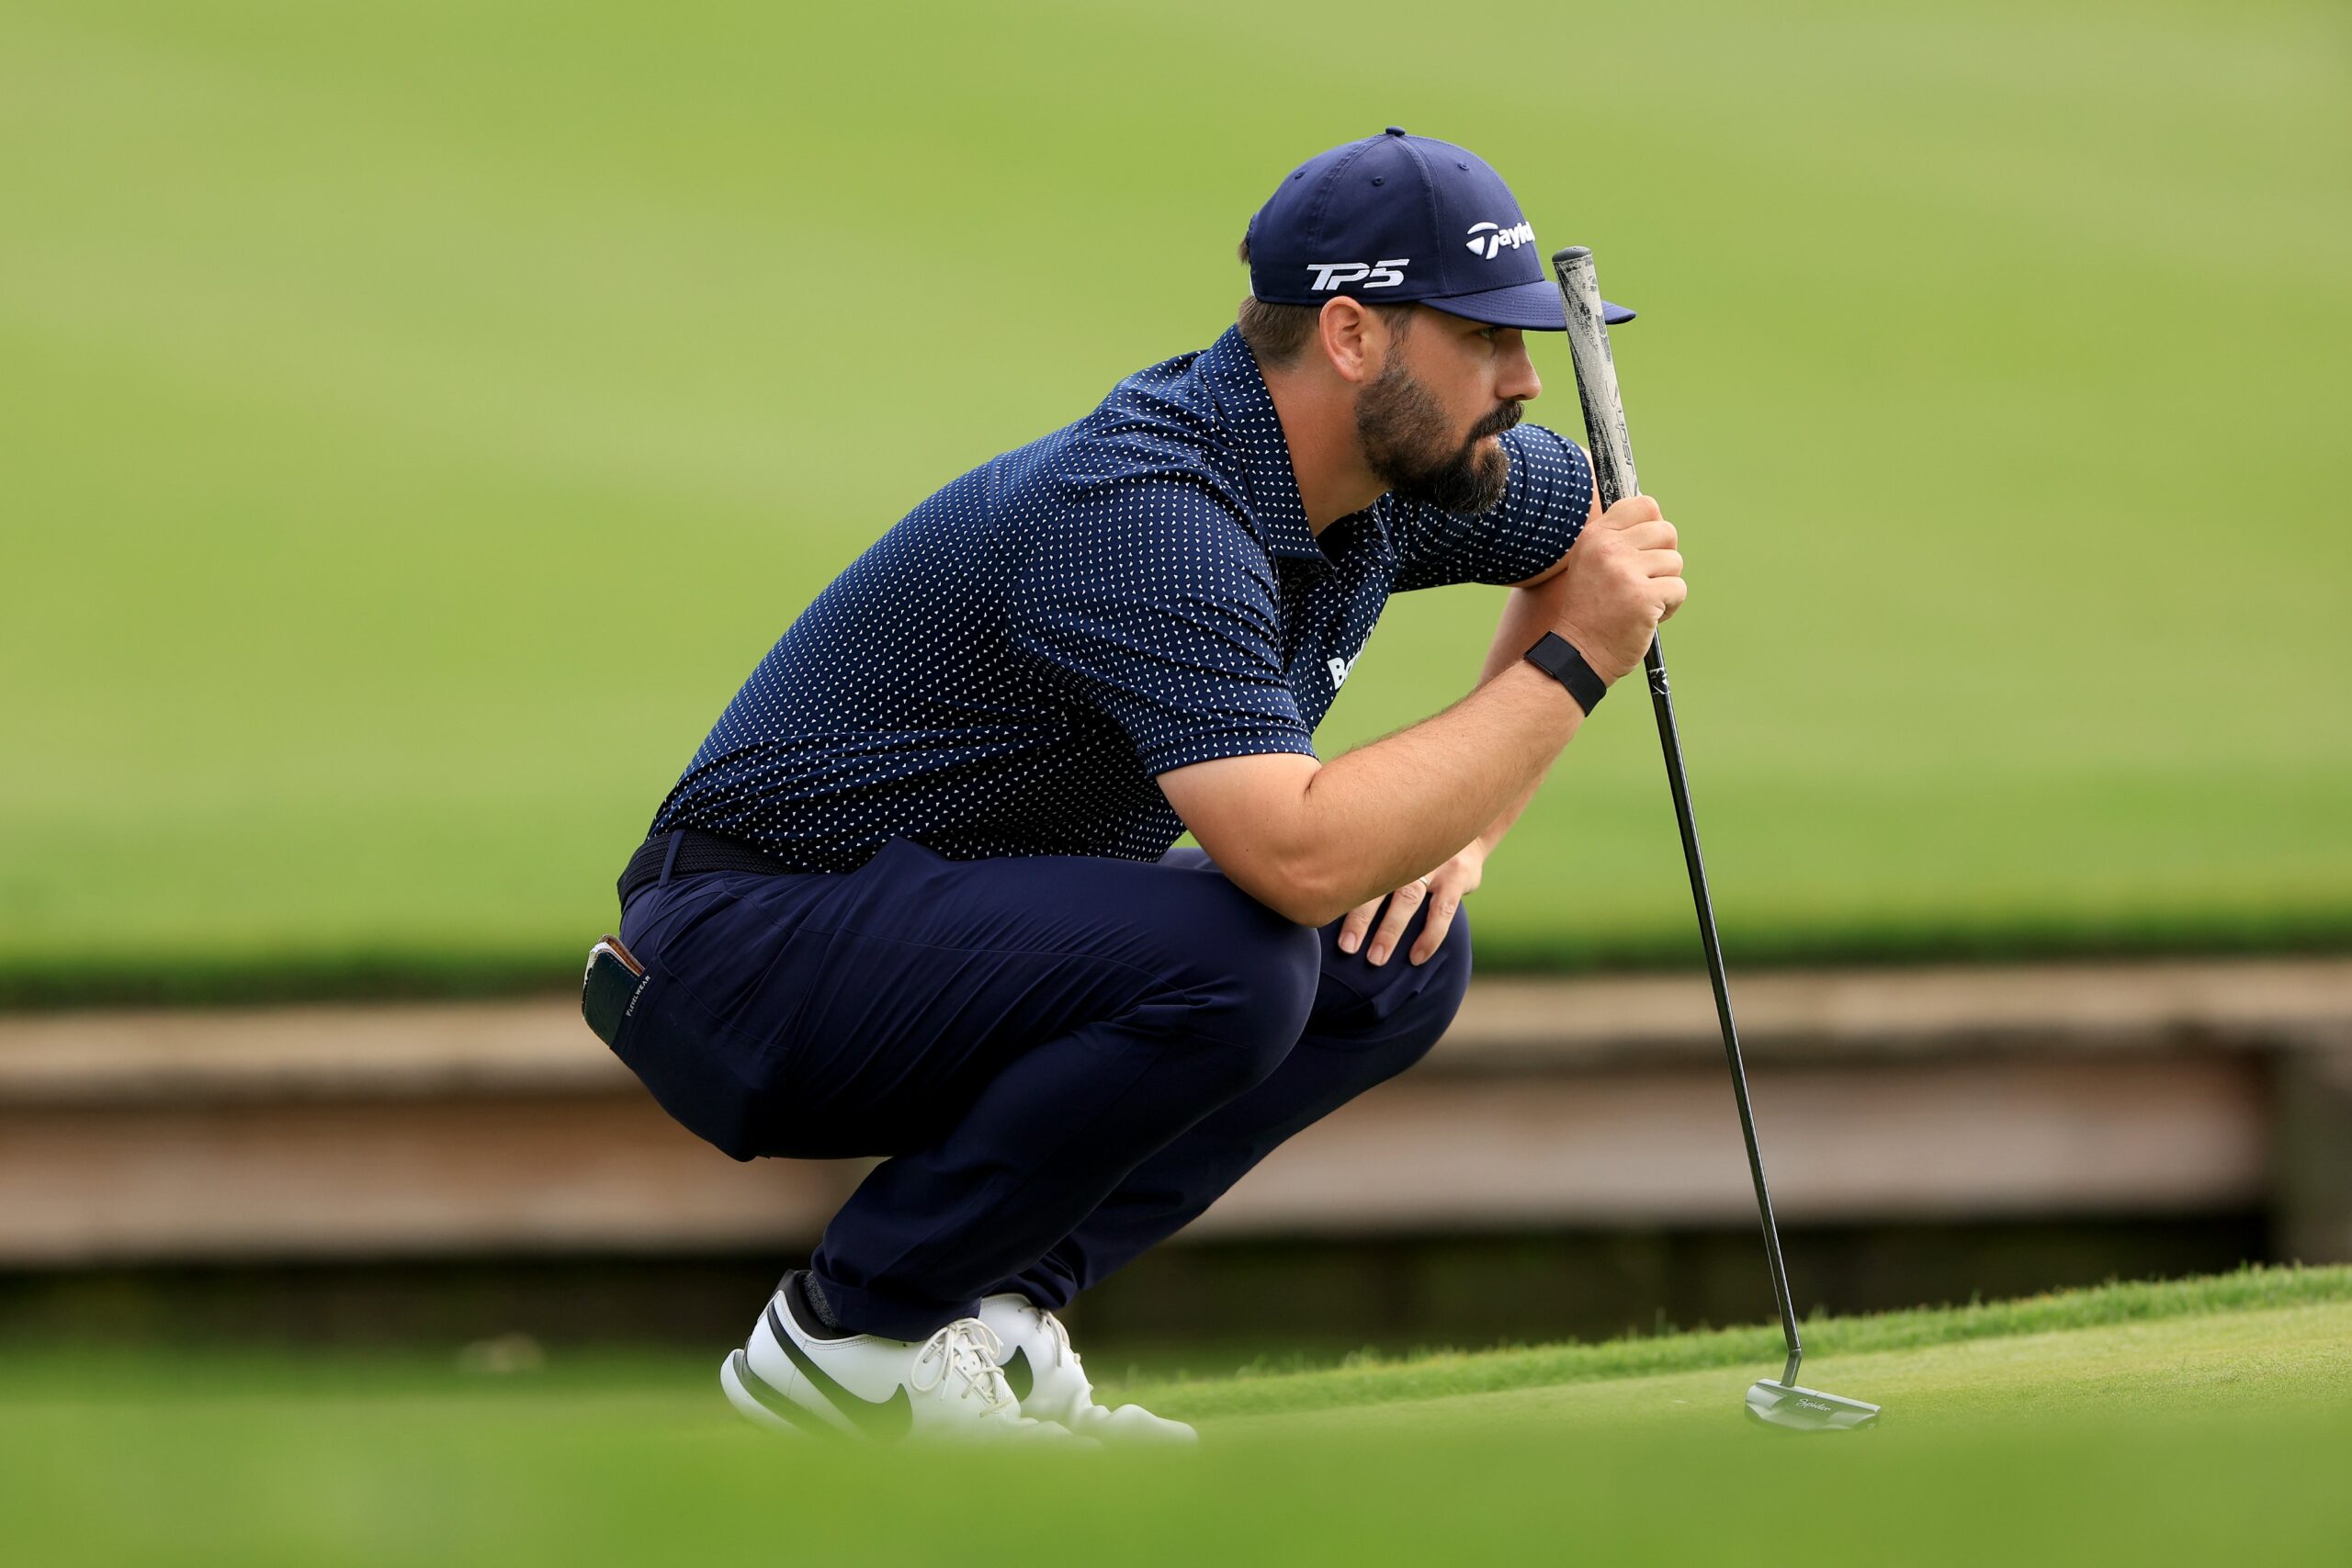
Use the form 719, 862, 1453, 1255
649, 327, 1595, 872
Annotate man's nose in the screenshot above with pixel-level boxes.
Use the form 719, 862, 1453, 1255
1502, 343, 1542, 402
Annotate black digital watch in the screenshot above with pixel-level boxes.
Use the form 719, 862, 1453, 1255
1522, 631, 1611, 716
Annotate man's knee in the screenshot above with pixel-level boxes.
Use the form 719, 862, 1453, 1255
1180, 881, 1322, 1088
1414, 899, 1475, 1039
1342, 899, 1474, 1083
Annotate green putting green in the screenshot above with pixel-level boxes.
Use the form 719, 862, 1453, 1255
1217, 1298, 2351, 1437
1119, 1260, 2352, 1422
4, 1268, 2346, 1565
5, 1, 2347, 1000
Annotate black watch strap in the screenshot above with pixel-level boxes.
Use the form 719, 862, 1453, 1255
1523, 631, 1610, 716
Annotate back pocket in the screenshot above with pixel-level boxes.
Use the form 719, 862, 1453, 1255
608, 961, 771, 1163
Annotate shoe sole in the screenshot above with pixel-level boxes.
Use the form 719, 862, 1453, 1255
722, 1349, 822, 1437
722, 1308, 857, 1439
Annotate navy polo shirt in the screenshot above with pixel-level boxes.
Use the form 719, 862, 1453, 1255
647, 325, 1595, 872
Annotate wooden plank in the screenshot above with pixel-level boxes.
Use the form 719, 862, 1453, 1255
4, 959, 2346, 1106
0, 1095, 865, 1267
1187, 1055, 2270, 1235
1445, 957, 2352, 1068
0, 1057, 2267, 1265
0, 958, 2333, 1267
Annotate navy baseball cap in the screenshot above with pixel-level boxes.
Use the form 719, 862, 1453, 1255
1245, 127, 1634, 331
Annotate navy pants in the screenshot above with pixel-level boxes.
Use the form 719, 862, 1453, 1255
612, 834, 1472, 1341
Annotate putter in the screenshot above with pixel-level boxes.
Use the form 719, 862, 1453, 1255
1552, 246, 1881, 1434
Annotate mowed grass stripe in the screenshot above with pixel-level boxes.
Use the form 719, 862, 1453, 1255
3, 1368, 2346, 1568
1225, 1299, 2352, 1438
6, 1275, 2347, 1568
1121, 1262, 2352, 1422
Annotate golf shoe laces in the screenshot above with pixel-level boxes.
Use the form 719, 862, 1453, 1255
910, 1318, 1017, 1416
1025, 1300, 1080, 1371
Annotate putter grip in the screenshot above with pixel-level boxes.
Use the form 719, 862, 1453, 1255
1552, 246, 1638, 509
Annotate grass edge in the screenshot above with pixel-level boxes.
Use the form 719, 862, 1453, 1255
1115, 1262, 2352, 1423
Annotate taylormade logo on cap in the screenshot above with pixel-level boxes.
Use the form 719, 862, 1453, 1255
1465, 220, 1536, 259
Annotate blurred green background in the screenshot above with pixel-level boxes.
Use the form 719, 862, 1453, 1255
4, 0, 2346, 1000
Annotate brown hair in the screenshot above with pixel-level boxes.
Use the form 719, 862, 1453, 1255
1235, 238, 1414, 368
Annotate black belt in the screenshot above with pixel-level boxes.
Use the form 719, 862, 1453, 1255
617, 829, 812, 908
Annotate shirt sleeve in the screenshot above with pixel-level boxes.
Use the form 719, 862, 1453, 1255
1008, 476, 1318, 776
1385, 423, 1596, 592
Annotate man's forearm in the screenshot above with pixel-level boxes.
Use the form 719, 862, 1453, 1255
1295, 657, 1583, 919
1472, 583, 1570, 854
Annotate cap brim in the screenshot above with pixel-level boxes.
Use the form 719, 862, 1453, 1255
1421, 278, 1636, 330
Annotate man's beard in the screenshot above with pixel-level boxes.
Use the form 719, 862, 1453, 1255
1356, 355, 1521, 515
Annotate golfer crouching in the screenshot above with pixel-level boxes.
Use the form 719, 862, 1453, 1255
585, 129, 1686, 1445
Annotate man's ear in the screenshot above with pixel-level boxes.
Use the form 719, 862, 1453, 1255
1316, 297, 1378, 385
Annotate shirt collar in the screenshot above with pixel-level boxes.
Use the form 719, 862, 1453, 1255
1199, 326, 1329, 568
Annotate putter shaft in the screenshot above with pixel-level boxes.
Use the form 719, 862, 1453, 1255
1643, 632, 1804, 1390
1553, 247, 1804, 1390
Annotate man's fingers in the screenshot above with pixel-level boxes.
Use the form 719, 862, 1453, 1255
1336, 896, 1384, 954
1363, 879, 1429, 965
1408, 894, 1461, 965
1599, 493, 1662, 527
1344, 874, 1465, 966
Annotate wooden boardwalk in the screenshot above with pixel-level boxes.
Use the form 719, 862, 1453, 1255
4, 958, 2347, 1269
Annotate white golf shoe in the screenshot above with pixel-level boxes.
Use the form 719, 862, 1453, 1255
721, 1274, 1085, 1445
977, 1292, 1197, 1444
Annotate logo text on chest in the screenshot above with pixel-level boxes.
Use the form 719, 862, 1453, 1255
1327, 649, 1362, 690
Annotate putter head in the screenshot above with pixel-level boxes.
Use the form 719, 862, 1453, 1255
1745, 1380, 1882, 1432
